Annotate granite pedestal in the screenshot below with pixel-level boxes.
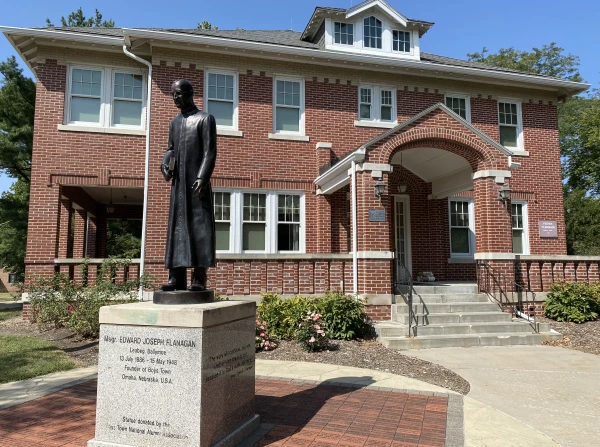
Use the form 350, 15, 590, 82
88, 300, 259, 447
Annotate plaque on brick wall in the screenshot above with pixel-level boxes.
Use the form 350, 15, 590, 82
539, 220, 558, 238
369, 209, 386, 222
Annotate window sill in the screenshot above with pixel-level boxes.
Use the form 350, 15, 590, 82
447, 257, 476, 264
510, 150, 529, 157
217, 129, 244, 137
268, 133, 310, 142
57, 124, 146, 136
354, 120, 398, 129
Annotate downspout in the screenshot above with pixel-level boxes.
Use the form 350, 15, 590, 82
122, 43, 152, 301
351, 160, 358, 296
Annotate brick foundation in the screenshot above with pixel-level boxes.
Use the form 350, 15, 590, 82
365, 305, 392, 322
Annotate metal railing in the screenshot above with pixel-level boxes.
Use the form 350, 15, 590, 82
476, 260, 538, 332
393, 252, 417, 337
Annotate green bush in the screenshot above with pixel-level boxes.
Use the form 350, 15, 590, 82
29, 258, 155, 338
544, 281, 600, 323
257, 292, 368, 341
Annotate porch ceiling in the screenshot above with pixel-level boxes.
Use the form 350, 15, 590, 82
391, 147, 471, 182
81, 186, 144, 205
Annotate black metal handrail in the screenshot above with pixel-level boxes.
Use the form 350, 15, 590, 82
393, 252, 417, 337
476, 260, 538, 332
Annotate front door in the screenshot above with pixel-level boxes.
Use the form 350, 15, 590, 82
394, 196, 412, 282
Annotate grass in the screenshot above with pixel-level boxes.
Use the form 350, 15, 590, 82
0, 293, 17, 302
0, 335, 77, 384
0, 310, 21, 321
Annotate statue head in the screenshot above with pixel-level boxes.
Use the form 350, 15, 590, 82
171, 79, 195, 111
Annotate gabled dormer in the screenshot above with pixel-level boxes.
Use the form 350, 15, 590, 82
301, 0, 433, 61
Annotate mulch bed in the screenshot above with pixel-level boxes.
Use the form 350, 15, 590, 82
538, 316, 600, 356
257, 340, 470, 395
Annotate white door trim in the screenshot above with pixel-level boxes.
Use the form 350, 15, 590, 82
393, 195, 412, 276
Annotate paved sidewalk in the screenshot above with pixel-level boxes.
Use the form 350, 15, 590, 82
407, 345, 600, 446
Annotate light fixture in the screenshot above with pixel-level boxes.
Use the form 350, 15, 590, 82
397, 151, 408, 193
106, 188, 115, 214
498, 183, 512, 203
120, 217, 129, 228
374, 177, 386, 202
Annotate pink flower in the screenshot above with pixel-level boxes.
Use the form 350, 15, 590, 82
309, 336, 316, 343
315, 324, 321, 330
255, 319, 259, 324
313, 316, 319, 321
68, 305, 74, 311
260, 333, 265, 337
260, 325, 265, 330
317, 330, 324, 335
265, 347, 270, 351
262, 321, 267, 325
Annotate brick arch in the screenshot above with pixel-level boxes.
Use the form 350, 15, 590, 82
374, 127, 505, 172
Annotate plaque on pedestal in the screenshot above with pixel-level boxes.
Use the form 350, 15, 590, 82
88, 300, 259, 447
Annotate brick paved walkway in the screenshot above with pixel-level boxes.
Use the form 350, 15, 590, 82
0, 379, 450, 447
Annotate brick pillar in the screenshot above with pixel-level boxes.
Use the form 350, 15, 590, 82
72, 209, 87, 258
316, 144, 333, 254
57, 196, 72, 259
86, 217, 97, 257
473, 177, 513, 254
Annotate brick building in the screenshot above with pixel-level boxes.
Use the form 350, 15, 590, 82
2, 1, 589, 317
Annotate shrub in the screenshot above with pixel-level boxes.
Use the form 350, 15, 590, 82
544, 281, 600, 323
255, 319, 277, 352
296, 311, 329, 351
257, 292, 368, 341
29, 258, 155, 338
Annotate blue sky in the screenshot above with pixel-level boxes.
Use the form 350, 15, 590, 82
1, 0, 598, 193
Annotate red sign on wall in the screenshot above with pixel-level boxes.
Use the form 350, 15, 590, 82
539, 220, 558, 238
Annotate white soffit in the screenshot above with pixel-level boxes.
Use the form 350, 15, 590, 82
391, 147, 471, 182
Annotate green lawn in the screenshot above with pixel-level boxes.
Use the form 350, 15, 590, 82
0, 309, 21, 321
0, 293, 16, 302
0, 335, 77, 384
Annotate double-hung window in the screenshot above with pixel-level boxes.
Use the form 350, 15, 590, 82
334, 22, 354, 45
214, 190, 305, 253
358, 86, 396, 123
205, 70, 238, 129
273, 77, 304, 135
363, 16, 382, 49
393, 30, 411, 53
66, 66, 146, 129
445, 94, 471, 121
449, 199, 475, 258
498, 100, 523, 149
511, 201, 529, 254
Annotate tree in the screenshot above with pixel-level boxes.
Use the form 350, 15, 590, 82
0, 56, 35, 183
467, 43, 582, 82
564, 188, 600, 255
0, 180, 29, 274
46, 8, 115, 28
197, 21, 218, 30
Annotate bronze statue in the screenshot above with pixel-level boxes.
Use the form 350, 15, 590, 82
159, 79, 216, 293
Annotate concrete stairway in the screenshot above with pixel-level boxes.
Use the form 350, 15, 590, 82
375, 283, 561, 349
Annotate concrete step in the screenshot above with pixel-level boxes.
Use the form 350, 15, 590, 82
393, 302, 500, 314
412, 284, 479, 295
397, 294, 489, 303
380, 331, 562, 350
395, 311, 512, 325
377, 321, 537, 337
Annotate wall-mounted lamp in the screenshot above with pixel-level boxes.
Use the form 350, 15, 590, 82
374, 177, 386, 203
498, 183, 512, 204
397, 183, 408, 194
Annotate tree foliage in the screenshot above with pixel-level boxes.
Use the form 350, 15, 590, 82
0, 180, 29, 274
197, 21, 218, 30
467, 43, 582, 82
46, 8, 115, 28
564, 188, 600, 255
0, 56, 35, 183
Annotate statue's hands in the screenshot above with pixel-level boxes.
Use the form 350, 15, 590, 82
161, 164, 172, 181
193, 178, 208, 199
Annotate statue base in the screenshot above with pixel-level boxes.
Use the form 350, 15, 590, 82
153, 289, 214, 305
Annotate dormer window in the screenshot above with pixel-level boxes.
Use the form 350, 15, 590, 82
393, 30, 410, 53
363, 16, 382, 49
334, 22, 354, 45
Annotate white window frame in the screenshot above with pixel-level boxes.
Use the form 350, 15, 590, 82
362, 15, 383, 50
497, 98, 524, 150
65, 65, 147, 130
213, 191, 233, 253
357, 85, 396, 123
213, 189, 305, 254
333, 21, 354, 46
204, 69, 239, 131
272, 76, 305, 136
448, 198, 476, 258
444, 93, 471, 122
392, 29, 411, 54
511, 200, 530, 255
